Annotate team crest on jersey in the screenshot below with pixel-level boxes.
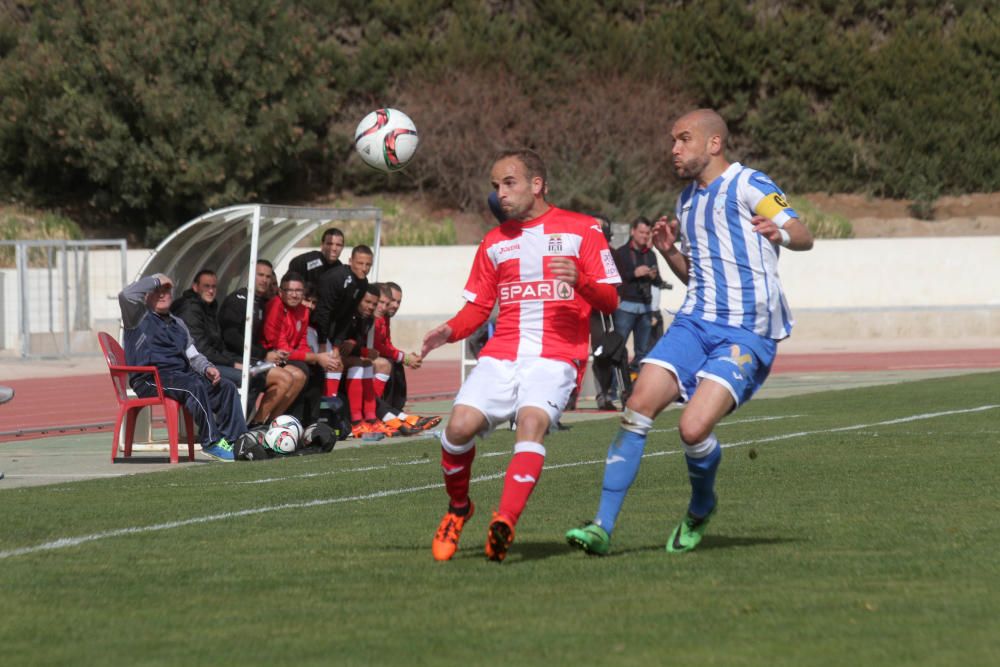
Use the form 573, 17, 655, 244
547, 234, 563, 254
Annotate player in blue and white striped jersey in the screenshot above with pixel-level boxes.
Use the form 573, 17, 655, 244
567, 108, 813, 556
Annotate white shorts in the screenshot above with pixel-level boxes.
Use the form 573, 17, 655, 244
455, 356, 578, 434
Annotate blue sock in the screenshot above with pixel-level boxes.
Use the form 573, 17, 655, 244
685, 436, 721, 518
594, 428, 647, 534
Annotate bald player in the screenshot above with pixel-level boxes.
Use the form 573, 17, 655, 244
566, 108, 813, 556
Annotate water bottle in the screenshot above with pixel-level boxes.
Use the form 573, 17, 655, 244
249, 361, 275, 377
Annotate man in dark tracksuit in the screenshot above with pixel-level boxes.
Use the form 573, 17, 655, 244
172, 269, 243, 386
119, 273, 247, 462
312, 245, 374, 357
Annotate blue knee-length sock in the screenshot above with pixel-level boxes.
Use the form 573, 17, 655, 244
684, 434, 721, 518
594, 410, 653, 534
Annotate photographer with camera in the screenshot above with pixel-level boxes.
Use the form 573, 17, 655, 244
612, 216, 669, 379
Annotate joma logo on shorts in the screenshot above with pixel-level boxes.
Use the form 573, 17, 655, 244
499, 280, 574, 303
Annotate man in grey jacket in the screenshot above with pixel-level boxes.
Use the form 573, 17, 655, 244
119, 273, 247, 462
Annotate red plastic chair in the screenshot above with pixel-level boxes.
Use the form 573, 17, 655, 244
97, 331, 196, 464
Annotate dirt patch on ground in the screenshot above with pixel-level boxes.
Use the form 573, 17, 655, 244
799, 192, 1000, 237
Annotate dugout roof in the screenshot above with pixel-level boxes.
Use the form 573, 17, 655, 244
136, 203, 383, 413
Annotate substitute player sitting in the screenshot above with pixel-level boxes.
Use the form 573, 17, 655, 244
565, 108, 814, 556
422, 149, 621, 562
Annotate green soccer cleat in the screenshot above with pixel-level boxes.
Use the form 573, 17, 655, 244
201, 437, 236, 462
565, 523, 611, 556
666, 501, 717, 553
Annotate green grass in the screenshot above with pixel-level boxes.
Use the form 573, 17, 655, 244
789, 195, 854, 239
2, 372, 999, 666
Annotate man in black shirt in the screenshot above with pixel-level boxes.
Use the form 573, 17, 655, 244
313, 245, 374, 354
288, 227, 345, 290
612, 216, 667, 376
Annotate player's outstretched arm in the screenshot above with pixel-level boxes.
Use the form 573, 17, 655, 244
421, 323, 453, 359
421, 300, 493, 358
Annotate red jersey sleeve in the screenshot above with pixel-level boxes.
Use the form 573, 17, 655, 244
461, 239, 499, 307
285, 307, 311, 361
260, 296, 284, 352
579, 220, 622, 286
374, 317, 404, 363
575, 220, 622, 314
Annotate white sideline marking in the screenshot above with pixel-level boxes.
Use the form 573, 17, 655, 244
650, 414, 802, 433
2, 404, 996, 560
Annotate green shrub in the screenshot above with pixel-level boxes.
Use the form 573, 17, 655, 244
1, 1, 998, 236
0, 0, 342, 230
789, 196, 854, 239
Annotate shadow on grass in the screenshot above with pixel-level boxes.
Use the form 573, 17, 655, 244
583, 534, 797, 558
113, 456, 205, 465
693, 534, 797, 551
381, 534, 796, 563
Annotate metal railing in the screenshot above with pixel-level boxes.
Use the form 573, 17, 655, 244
0, 239, 128, 358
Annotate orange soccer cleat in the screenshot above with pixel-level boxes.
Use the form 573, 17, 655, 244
404, 414, 442, 431
384, 417, 422, 436
432, 501, 475, 562
351, 420, 385, 441
484, 512, 515, 563
368, 420, 397, 437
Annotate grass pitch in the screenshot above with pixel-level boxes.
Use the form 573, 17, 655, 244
2, 372, 999, 666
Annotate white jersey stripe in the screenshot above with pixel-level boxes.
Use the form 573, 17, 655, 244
674, 162, 798, 339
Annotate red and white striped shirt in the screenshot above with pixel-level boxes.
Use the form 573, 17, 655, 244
461, 206, 620, 365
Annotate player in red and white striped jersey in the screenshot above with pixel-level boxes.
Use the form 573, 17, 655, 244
422, 149, 621, 562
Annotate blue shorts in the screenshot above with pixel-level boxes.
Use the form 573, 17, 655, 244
642, 315, 777, 408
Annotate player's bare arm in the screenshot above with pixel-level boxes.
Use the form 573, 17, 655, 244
421, 323, 453, 358
652, 216, 689, 284
750, 215, 814, 251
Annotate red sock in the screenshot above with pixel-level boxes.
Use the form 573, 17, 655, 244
346, 368, 364, 422
362, 375, 376, 421
497, 442, 545, 525
324, 372, 341, 397
373, 372, 389, 399
441, 435, 475, 508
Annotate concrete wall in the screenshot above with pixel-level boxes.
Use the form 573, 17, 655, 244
373, 237, 1000, 357
3, 239, 998, 358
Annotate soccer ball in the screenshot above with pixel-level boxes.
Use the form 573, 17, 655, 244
270, 414, 303, 442
262, 426, 297, 454
354, 108, 419, 173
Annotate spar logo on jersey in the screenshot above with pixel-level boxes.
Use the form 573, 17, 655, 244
547, 234, 563, 254
499, 279, 574, 304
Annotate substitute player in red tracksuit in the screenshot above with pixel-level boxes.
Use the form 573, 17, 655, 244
422, 149, 621, 562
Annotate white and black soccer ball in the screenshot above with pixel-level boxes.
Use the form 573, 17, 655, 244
270, 414, 303, 442
354, 108, 419, 173
262, 426, 297, 454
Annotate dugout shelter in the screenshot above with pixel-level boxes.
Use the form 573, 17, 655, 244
136, 204, 383, 415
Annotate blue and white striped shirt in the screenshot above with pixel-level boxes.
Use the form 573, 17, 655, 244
675, 162, 798, 340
